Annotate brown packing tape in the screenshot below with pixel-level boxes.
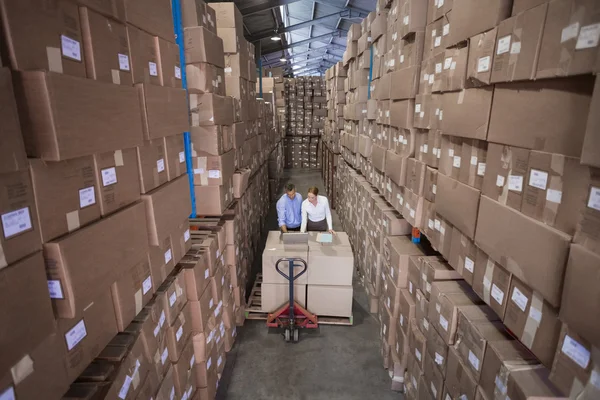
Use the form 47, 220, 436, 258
509, 28, 523, 81
114, 150, 124, 167
543, 155, 564, 226
47, 47, 63, 73
11, 354, 34, 385
135, 289, 143, 315
0, 243, 7, 269
195, 157, 208, 185
66, 210, 80, 232
521, 291, 543, 349
483, 258, 495, 305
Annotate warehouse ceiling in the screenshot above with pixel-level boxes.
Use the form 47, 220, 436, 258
206, 0, 376, 76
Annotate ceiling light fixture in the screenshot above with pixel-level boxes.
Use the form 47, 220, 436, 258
280, 58, 286, 62
270, 36, 281, 41
292, 65, 301, 70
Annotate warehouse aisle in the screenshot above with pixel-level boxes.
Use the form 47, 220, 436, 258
216, 170, 400, 400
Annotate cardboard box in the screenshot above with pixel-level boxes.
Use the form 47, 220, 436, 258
472, 249, 512, 317
454, 305, 508, 382
409, 319, 427, 370
466, 28, 497, 87
0, 0, 86, 77
190, 93, 235, 126
77, 0, 126, 21
137, 83, 189, 140
398, 289, 415, 338
448, 0, 512, 46
45, 201, 149, 318
172, 339, 196, 397
503, 276, 561, 367
581, 76, 600, 167
420, 256, 463, 301
441, 87, 494, 140
142, 175, 192, 246
307, 285, 353, 317
166, 302, 193, 363
111, 256, 153, 331
57, 290, 118, 381
136, 138, 168, 194
80, 7, 132, 86
406, 158, 426, 196
14, 71, 144, 161
184, 27, 225, 68
190, 125, 231, 156
475, 195, 571, 307
481, 143, 530, 212
149, 236, 175, 289
261, 283, 306, 311
187, 63, 225, 95
0, 252, 55, 375
164, 134, 187, 181
233, 168, 251, 198
306, 245, 354, 286
155, 365, 177, 400
181, 0, 212, 30
441, 45, 468, 92
560, 244, 600, 348
448, 227, 478, 285
93, 148, 141, 216
458, 139, 487, 190
208, 2, 244, 33
390, 67, 421, 100
0, 68, 27, 174
217, 27, 240, 54
426, 319, 449, 377
439, 135, 463, 179
488, 76, 594, 157
194, 181, 234, 216
0, 333, 70, 399
574, 173, 600, 255
435, 174, 480, 239
156, 37, 182, 88
224, 54, 250, 80
423, 348, 444, 400
30, 156, 101, 243
126, 25, 161, 86
384, 236, 426, 289
125, 0, 174, 41
0, 170, 42, 268
491, 3, 547, 83
445, 347, 478, 400
192, 150, 235, 187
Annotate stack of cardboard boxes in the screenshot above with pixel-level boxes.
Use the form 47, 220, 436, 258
260, 232, 355, 318
328, 0, 599, 397
0, 0, 196, 397
282, 76, 326, 169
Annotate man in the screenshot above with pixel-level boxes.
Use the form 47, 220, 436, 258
276, 183, 302, 232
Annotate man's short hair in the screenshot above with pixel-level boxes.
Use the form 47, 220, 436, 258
285, 183, 295, 192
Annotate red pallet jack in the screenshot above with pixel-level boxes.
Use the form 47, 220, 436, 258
266, 257, 318, 342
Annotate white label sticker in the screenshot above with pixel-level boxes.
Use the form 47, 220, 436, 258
176, 326, 183, 342
208, 170, 221, 179
412, 376, 418, 389
496, 175, 505, 187
415, 348, 422, 362
159, 311, 166, 327
118, 53, 130, 71
444, 57, 452, 70
179, 151, 185, 163
477, 162, 486, 176
161, 347, 169, 364
207, 358, 212, 370
428, 219, 435, 229
464, 257, 474, 273
48, 280, 64, 299
432, 30, 437, 38
65, 319, 87, 351
101, 167, 118, 187
435, 352, 444, 365
433, 184, 437, 194
164, 249, 172, 264
511, 287, 529, 312
169, 292, 177, 307
410, 209, 415, 218
61, 35, 81, 61
1, 207, 32, 238
546, 189, 562, 204
157, 159, 165, 172
434, 219, 441, 231
587, 186, 600, 211
403, 16, 409, 26
477, 56, 491, 73
443, 24, 450, 36
149, 62, 158, 76
439, 315, 448, 331
561, 22, 580, 43
576, 23, 600, 50
400, 54, 405, 63
184, 229, 191, 242
529, 306, 542, 323
431, 383, 438, 397
143, 276, 152, 295
529, 169, 548, 190
175, 66, 182, 79
562, 335, 591, 369
400, 314, 404, 326
0, 387, 16, 400
508, 175, 523, 192
470, 156, 478, 166
205, 269, 210, 279
118, 375, 133, 399
435, 63, 442, 74
497, 35, 511, 55
423, 319, 429, 331
79, 187, 96, 208
491, 284, 505, 305
453, 156, 461, 168
510, 42, 521, 54
429, 74, 435, 84
468, 350, 480, 371
409, 281, 413, 294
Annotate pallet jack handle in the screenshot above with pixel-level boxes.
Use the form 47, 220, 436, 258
274, 257, 307, 282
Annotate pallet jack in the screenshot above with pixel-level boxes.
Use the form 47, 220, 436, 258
266, 257, 318, 342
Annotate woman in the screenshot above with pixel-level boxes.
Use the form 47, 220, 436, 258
300, 187, 334, 233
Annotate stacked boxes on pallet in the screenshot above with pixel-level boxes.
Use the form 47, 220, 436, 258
259, 232, 354, 319
327, 0, 600, 397
282, 77, 326, 169
0, 0, 194, 397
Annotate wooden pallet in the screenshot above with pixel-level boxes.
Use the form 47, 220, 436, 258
244, 274, 353, 326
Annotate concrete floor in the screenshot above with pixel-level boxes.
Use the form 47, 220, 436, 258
216, 170, 401, 400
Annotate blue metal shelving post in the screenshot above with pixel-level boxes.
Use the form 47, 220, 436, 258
172, 0, 196, 218
367, 43, 374, 99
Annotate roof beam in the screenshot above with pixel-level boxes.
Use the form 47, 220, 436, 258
239, 0, 301, 17
262, 31, 345, 55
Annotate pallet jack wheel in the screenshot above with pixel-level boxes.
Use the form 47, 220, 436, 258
284, 329, 291, 342
293, 328, 299, 342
